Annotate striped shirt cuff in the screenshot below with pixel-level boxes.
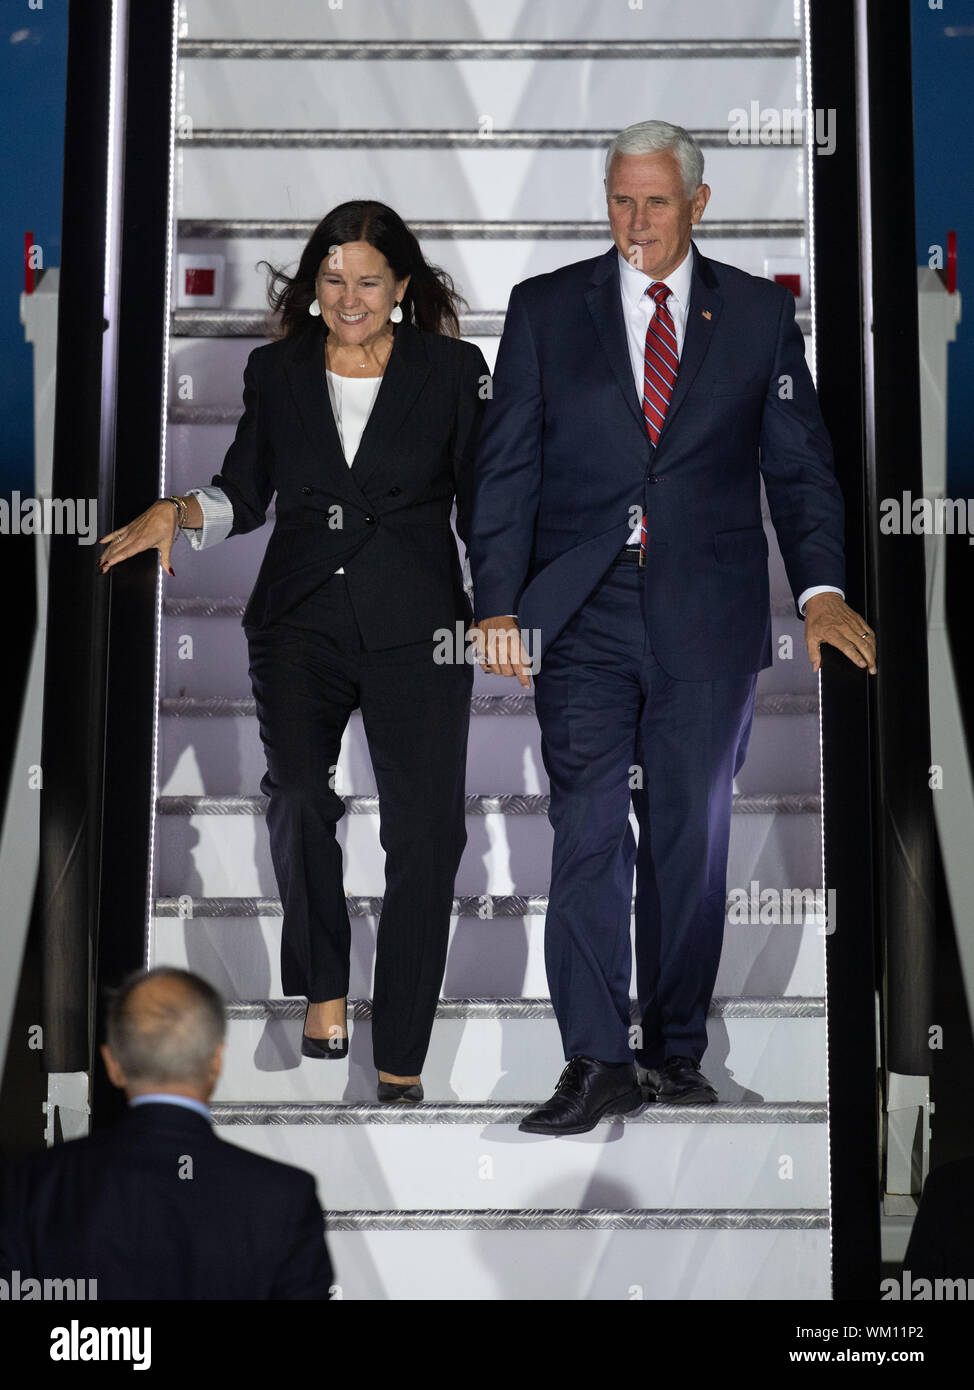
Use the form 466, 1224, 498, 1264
180, 486, 235, 550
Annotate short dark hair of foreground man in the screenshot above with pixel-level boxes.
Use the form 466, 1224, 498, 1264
0, 968, 334, 1299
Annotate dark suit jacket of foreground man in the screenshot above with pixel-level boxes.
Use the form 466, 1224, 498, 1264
0, 1101, 333, 1300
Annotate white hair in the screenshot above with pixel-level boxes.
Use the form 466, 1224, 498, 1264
604, 121, 704, 197
106, 968, 226, 1085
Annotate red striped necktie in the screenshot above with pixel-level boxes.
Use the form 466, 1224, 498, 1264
638, 281, 678, 564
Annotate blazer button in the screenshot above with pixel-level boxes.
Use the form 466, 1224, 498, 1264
364, 514, 376, 524
302, 486, 312, 495
387, 487, 401, 496
648, 475, 664, 484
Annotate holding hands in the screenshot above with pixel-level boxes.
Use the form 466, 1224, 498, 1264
471, 616, 534, 688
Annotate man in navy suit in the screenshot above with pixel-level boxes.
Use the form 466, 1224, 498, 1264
0, 968, 334, 1297
470, 120, 876, 1135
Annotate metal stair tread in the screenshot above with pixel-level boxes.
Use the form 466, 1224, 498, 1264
157, 790, 821, 815
221, 995, 825, 1020
160, 692, 819, 717
211, 1099, 826, 1126
153, 892, 829, 925
177, 219, 807, 242
314, 1209, 829, 1232
178, 39, 802, 61
176, 127, 803, 150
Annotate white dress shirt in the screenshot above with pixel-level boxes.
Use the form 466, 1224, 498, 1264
619, 248, 693, 545
180, 370, 382, 577
617, 248, 842, 616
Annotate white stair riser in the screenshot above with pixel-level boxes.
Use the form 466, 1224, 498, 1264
216, 1118, 828, 1210
178, 147, 803, 223
209, 1015, 826, 1104
152, 913, 827, 1000
180, 59, 798, 140
320, 1227, 831, 1301
162, 609, 817, 698
159, 708, 821, 797
186, 0, 797, 46
162, 612, 817, 698
154, 806, 823, 897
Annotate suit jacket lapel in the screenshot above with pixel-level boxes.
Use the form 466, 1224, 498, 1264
656, 241, 723, 445
348, 323, 430, 493
284, 322, 367, 503
584, 249, 646, 435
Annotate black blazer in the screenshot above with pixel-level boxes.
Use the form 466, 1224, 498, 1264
0, 1102, 333, 1300
213, 318, 490, 647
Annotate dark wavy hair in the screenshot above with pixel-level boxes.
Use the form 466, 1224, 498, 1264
258, 200, 466, 341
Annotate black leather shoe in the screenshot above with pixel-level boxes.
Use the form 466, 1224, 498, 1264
301, 1000, 348, 1060
518, 1056, 643, 1135
656, 1055, 717, 1104
377, 1079, 423, 1104
636, 1065, 662, 1101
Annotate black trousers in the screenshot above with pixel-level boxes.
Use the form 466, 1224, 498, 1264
246, 575, 472, 1074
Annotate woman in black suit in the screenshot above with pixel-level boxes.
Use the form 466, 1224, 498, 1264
99, 201, 489, 1102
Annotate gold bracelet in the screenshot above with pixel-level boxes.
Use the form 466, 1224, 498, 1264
161, 494, 188, 528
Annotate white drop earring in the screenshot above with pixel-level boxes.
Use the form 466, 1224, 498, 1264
389, 301, 403, 324
308, 299, 321, 317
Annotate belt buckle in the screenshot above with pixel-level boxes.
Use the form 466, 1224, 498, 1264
637, 547, 645, 568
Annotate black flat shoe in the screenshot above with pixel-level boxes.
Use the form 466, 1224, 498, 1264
301, 1000, 348, 1060
656, 1055, 717, 1104
518, 1056, 643, 1135
376, 1079, 423, 1104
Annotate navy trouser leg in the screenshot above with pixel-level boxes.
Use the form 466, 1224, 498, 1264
533, 561, 758, 1070
631, 656, 757, 1068
533, 566, 644, 1064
